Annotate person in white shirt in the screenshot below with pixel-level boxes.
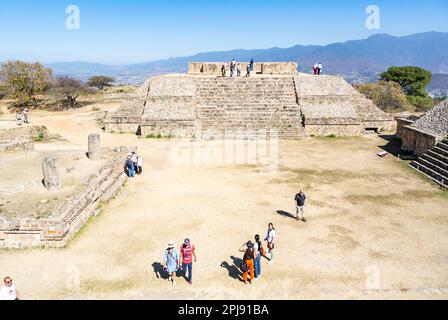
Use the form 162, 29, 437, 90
0, 277, 20, 300
137, 156, 143, 175
23, 107, 29, 124
264, 223, 276, 265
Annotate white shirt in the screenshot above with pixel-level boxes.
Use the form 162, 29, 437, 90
266, 228, 276, 243
137, 157, 143, 166
131, 154, 138, 162
0, 284, 17, 300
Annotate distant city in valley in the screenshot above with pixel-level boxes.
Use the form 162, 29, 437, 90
42, 32, 448, 97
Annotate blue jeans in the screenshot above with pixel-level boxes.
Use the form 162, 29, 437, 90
128, 166, 135, 177
254, 253, 261, 278
182, 262, 193, 282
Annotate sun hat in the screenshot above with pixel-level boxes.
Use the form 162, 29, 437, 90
247, 241, 254, 248
168, 241, 175, 249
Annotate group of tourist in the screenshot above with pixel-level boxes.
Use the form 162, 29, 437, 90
125, 152, 143, 177
16, 107, 29, 126
221, 58, 255, 78
312, 63, 323, 75
159, 191, 307, 286
238, 223, 276, 284
163, 238, 197, 285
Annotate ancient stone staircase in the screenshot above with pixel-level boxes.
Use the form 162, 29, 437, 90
410, 139, 448, 188
193, 77, 304, 138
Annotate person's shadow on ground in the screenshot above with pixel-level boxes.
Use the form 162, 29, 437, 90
152, 262, 169, 280
277, 210, 296, 220
221, 256, 244, 282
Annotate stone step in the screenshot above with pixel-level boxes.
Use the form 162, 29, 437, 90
426, 150, 448, 164
410, 162, 448, 188
414, 158, 448, 178
434, 146, 448, 158
421, 154, 448, 171
437, 141, 448, 152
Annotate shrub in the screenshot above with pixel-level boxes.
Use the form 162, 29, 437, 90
354, 81, 415, 112
406, 95, 436, 112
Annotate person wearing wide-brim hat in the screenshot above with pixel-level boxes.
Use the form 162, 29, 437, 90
239, 240, 257, 284
163, 240, 180, 285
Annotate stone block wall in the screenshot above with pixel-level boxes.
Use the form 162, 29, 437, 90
0, 151, 130, 249
396, 118, 415, 139
0, 140, 34, 152
188, 62, 298, 75
401, 125, 440, 157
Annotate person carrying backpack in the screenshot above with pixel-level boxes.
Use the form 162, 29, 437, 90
239, 241, 257, 284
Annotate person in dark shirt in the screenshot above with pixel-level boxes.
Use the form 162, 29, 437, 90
294, 191, 307, 222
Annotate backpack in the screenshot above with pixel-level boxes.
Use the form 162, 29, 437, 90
240, 260, 248, 273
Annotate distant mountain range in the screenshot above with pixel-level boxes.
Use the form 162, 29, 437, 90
45, 31, 448, 93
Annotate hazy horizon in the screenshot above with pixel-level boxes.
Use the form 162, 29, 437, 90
0, 0, 447, 65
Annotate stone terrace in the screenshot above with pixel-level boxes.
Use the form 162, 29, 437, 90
104, 63, 395, 138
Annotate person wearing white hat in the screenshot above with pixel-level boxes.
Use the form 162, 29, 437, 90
163, 241, 180, 285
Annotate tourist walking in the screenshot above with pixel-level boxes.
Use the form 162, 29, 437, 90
230, 59, 236, 78
246, 64, 251, 77
264, 223, 276, 265
313, 63, 318, 75
0, 277, 20, 300
239, 241, 256, 284
126, 155, 135, 177
163, 241, 180, 285
180, 238, 197, 285
237, 65, 241, 77
131, 152, 138, 173
254, 234, 264, 279
295, 190, 307, 222
23, 107, 29, 124
317, 63, 323, 75
250, 58, 254, 71
137, 155, 143, 175
221, 64, 227, 77
16, 112, 22, 126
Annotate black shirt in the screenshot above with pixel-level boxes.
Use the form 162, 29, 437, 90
295, 193, 306, 206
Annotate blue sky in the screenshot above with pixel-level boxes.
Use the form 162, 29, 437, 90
0, 0, 447, 65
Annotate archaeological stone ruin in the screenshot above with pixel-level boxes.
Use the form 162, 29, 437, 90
104, 62, 395, 138
397, 99, 448, 188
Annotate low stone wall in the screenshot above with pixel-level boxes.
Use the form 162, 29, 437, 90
188, 62, 298, 75
0, 150, 131, 249
0, 140, 34, 152
304, 124, 362, 137
401, 125, 440, 157
396, 118, 415, 139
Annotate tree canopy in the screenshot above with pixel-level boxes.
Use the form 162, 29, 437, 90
0, 60, 53, 105
87, 76, 114, 90
354, 80, 415, 113
380, 66, 432, 97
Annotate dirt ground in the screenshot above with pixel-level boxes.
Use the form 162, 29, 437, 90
0, 101, 447, 300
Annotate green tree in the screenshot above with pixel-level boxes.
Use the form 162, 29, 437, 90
354, 80, 415, 112
87, 76, 114, 90
380, 66, 432, 97
49, 75, 85, 109
0, 60, 53, 106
